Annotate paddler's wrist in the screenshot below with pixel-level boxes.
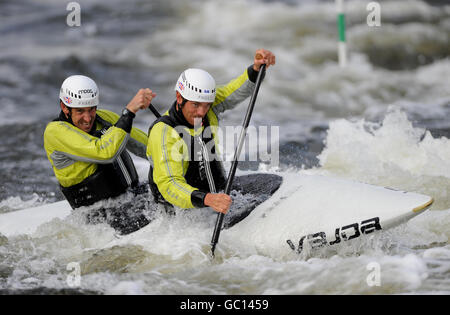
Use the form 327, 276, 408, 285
123, 107, 137, 117
191, 190, 208, 208
247, 64, 265, 83
115, 107, 135, 133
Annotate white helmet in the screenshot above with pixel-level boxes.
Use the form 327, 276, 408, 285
174, 68, 216, 103
60, 75, 99, 108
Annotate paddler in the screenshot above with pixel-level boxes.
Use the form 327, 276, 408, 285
44, 75, 155, 234
146, 49, 276, 214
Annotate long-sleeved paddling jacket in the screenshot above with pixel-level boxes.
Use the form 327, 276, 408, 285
147, 66, 261, 209
44, 109, 148, 189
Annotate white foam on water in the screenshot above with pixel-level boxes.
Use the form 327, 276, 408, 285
316, 107, 450, 210
0, 193, 46, 214
1, 0, 449, 295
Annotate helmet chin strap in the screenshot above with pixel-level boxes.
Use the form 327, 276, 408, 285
60, 101, 74, 125
176, 96, 188, 115
65, 111, 75, 126
177, 96, 188, 109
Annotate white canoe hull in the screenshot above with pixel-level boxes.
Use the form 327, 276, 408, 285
226, 172, 433, 256
0, 172, 433, 256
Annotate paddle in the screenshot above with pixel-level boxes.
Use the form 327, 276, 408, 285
148, 103, 162, 118
210, 63, 267, 257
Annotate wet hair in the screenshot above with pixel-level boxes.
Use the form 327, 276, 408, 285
178, 95, 189, 108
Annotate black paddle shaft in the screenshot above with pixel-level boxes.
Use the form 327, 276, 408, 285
210, 64, 267, 257
148, 103, 162, 118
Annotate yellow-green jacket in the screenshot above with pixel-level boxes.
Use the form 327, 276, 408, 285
44, 109, 147, 189
147, 67, 258, 209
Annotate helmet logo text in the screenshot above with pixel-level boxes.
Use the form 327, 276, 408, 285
78, 89, 93, 94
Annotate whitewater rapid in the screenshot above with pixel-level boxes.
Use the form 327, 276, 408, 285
0, 0, 449, 294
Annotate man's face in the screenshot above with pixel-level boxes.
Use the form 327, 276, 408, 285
177, 93, 211, 126
62, 104, 96, 133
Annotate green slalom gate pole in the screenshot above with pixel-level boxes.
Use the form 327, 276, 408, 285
336, 0, 347, 67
